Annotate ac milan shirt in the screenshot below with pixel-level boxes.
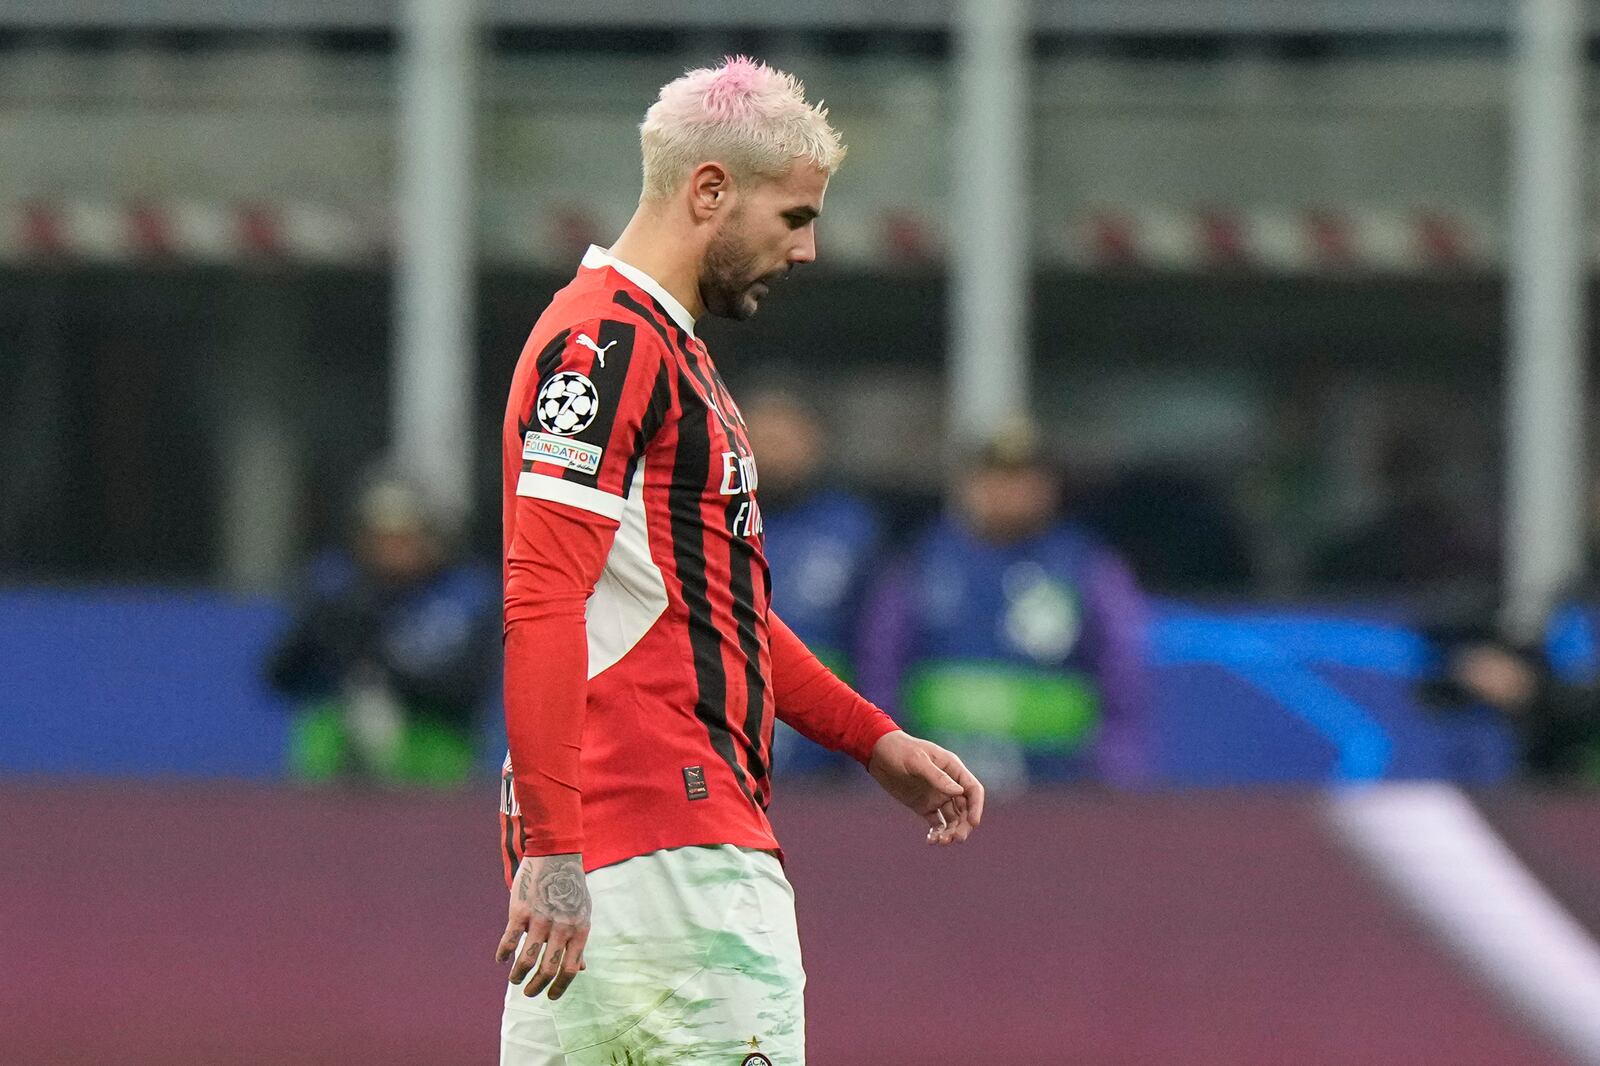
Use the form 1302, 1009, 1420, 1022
499, 246, 898, 879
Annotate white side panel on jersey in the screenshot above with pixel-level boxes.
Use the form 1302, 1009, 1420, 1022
586, 461, 667, 680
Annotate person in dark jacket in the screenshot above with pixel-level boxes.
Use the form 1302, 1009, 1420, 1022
1429, 598, 1600, 785
858, 419, 1155, 792
267, 474, 499, 786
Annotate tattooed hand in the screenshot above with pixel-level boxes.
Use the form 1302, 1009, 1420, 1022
495, 853, 592, 1000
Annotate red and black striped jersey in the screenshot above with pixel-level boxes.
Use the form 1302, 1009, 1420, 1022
500, 246, 785, 874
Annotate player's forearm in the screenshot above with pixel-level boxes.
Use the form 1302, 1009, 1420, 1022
504, 615, 587, 854
769, 611, 900, 764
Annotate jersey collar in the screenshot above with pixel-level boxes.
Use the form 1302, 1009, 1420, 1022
582, 245, 697, 338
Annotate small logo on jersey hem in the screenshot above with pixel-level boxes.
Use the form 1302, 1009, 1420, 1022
524, 431, 602, 475
740, 1056, 772, 1066
683, 765, 709, 801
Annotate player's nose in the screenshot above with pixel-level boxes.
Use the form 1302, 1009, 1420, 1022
789, 226, 817, 266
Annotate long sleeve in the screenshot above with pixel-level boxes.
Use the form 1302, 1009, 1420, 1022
503, 497, 618, 855
502, 307, 671, 854
1082, 552, 1156, 786
770, 610, 900, 765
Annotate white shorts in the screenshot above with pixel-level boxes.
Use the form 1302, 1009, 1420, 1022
500, 844, 806, 1066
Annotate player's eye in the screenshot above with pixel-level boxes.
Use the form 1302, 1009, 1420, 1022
784, 213, 810, 230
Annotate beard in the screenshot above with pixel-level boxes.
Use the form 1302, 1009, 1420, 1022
700, 216, 778, 321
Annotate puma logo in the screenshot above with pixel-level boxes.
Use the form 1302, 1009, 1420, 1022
575, 333, 617, 367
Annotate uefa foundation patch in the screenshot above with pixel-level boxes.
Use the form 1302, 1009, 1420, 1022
523, 431, 602, 475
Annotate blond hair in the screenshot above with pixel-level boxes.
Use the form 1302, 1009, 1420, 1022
639, 56, 846, 201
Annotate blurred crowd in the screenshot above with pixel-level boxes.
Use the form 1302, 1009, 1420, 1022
266, 473, 499, 787
263, 386, 1600, 794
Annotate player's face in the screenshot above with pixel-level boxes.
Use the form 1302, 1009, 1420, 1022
700, 161, 828, 321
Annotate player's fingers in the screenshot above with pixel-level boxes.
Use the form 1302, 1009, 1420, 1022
946, 797, 979, 843
547, 928, 589, 1001
914, 770, 962, 818
523, 946, 560, 999
919, 752, 964, 797
954, 763, 986, 828
495, 920, 523, 963
510, 920, 549, 985
525, 925, 572, 999
934, 750, 985, 828
510, 938, 544, 986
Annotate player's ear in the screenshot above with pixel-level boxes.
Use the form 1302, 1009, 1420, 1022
688, 162, 731, 221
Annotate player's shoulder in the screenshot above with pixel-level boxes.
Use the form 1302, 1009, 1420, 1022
589, 283, 687, 363
537, 283, 679, 367
557, 264, 684, 341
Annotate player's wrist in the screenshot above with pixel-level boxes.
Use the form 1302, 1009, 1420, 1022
864, 727, 909, 770
521, 841, 585, 860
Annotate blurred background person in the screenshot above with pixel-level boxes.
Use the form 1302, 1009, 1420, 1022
1078, 460, 1253, 596
1415, 466, 1600, 786
859, 418, 1154, 793
1421, 600, 1600, 787
265, 470, 499, 786
742, 386, 886, 780
1312, 426, 1498, 597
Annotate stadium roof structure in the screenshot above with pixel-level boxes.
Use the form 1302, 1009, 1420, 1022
0, 0, 1584, 35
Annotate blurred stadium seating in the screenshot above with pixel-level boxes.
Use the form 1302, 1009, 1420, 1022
0, 587, 1522, 784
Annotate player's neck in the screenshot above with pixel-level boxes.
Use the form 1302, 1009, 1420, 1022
607, 218, 706, 323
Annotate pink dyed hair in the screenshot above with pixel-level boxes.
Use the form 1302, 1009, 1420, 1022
639, 56, 846, 200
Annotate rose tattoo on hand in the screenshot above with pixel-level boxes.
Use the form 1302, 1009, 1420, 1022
529, 855, 591, 923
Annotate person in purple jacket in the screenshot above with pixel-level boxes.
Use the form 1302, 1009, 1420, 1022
858, 419, 1154, 791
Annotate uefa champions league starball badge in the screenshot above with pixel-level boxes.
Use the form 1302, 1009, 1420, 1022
536, 372, 600, 436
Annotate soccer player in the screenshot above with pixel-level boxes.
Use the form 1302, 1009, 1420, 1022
494, 57, 985, 1065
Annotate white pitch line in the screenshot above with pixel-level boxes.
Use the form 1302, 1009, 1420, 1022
1327, 782, 1600, 1066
